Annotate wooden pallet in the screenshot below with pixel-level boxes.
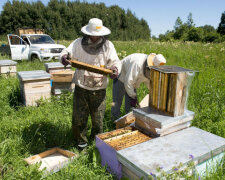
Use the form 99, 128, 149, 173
70, 59, 113, 75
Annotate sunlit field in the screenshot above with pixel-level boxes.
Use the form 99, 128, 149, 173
0, 40, 224, 179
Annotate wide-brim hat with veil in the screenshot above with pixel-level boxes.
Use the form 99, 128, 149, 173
81, 18, 111, 36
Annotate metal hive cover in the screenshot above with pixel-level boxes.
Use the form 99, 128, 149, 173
0, 60, 17, 66
117, 127, 225, 178
44, 62, 71, 69
18, 70, 51, 81
148, 65, 194, 73
133, 107, 194, 129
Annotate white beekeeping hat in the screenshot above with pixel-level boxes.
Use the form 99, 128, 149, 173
147, 53, 166, 66
81, 18, 111, 36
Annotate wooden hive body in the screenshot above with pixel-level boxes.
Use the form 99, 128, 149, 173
149, 65, 193, 117
50, 70, 75, 95
0, 60, 17, 76
96, 127, 153, 179
18, 70, 51, 106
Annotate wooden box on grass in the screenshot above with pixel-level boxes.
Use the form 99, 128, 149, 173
96, 127, 153, 179
0, 60, 17, 76
149, 66, 194, 117
117, 127, 225, 179
44, 62, 71, 74
25, 147, 77, 176
18, 70, 51, 106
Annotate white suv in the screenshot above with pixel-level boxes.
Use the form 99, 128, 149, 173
7, 34, 65, 61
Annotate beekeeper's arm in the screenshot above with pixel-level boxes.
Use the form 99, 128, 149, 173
124, 63, 140, 99
105, 41, 121, 78
60, 40, 75, 66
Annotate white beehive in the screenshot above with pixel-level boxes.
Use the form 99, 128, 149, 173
18, 70, 51, 106
0, 60, 17, 76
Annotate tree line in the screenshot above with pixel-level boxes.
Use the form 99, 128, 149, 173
0, 0, 151, 41
156, 12, 225, 42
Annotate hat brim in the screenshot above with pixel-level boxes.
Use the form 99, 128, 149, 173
81, 25, 111, 36
147, 54, 156, 66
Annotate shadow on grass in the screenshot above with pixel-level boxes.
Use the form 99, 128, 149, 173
22, 122, 76, 154
8, 85, 23, 110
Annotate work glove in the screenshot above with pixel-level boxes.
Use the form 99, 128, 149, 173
130, 97, 138, 108
61, 53, 71, 66
109, 66, 118, 79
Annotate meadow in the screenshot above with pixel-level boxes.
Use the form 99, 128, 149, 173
0, 40, 224, 179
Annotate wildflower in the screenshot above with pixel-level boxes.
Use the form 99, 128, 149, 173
150, 172, 156, 177
198, 176, 201, 180
189, 154, 194, 160
174, 168, 178, 171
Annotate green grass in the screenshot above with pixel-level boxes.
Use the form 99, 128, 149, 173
0, 40, 224, 179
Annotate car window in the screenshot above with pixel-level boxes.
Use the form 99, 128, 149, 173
27, 35, 55, 44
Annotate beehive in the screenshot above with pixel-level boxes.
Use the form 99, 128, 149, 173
44, 62, 71, 74
117, 127, 225, 179
18, 70, 51, 106
96, 127, 153, 179
50, 70, 75, 95
51, 70, 74, 82
0, 60, 17, 76
149, 65, 194, 116
16, 28, 44, 36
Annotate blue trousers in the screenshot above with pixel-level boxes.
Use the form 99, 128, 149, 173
111, 78, 132, 121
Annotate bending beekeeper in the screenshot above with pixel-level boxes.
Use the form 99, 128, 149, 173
60, 18, 121, 148
111, 53, 166, 121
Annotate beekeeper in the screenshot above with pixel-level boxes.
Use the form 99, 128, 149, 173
61, 18, 121, 148
111, 53, 166, 121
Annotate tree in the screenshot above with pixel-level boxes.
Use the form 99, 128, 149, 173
173, 24, 189, 40
0, 0, 151, 40
199, 25, 215, 33
187, 27, 203, 42
217, 11, 225, 35
186, 13, 194, 27
174, 16, 182, 30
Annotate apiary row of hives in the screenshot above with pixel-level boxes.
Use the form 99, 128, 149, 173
15, 62, 75, 106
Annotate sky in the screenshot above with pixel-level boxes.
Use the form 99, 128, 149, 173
0, 0, 224, 37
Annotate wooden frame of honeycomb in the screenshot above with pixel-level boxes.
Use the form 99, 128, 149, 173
98, 127, 152, 151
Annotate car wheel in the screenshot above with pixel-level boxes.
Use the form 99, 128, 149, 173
31, 54, 39, 61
